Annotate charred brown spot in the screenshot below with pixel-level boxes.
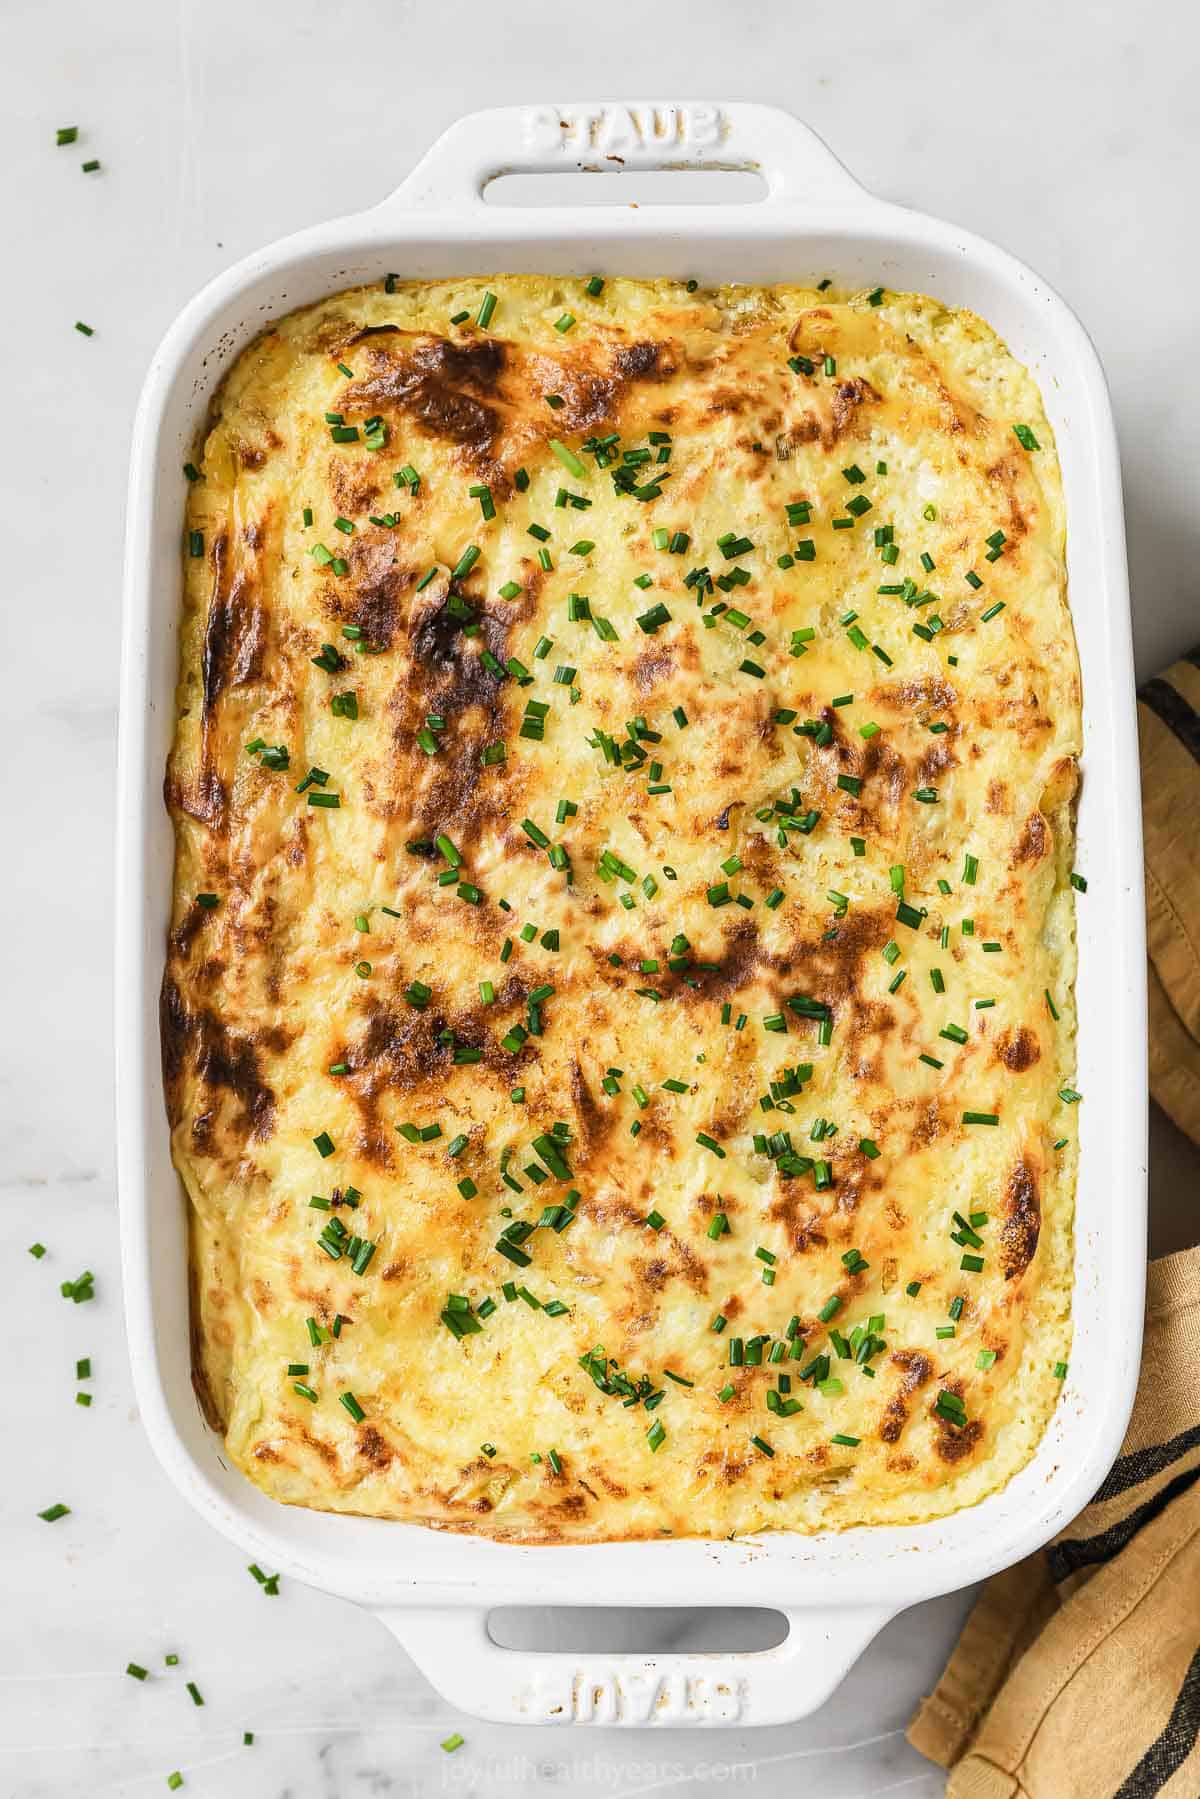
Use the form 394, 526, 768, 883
767, 1190, 830, 1254
875, 676, 959, 714
357, 1425, 393, 1469
296, 1426, 339, 1470
339, 331, 673, 486
1012, 810, 1049, 867
331, 533, 421, 649
1001, 1156, 1041, 1278
893, 1348, 933, 1391
409, 595, 510, 710
339, 1001, 443, 1161
164, 765, 227, 831
916, 736, 957, 790
201, 533, 269, 716
857, 731, 908, 815
632, 646, 675, 693
160, 974, 278, 1140
328, 455, 382, 515
170, 899, 215, 961
569, 1058, 614, 1160
997, 1026, 1041, 1073
779, 905, 895, 1013
546, 1492, 589, 1520
907, 1100, 946, 1151
698, 914, 763, 1002
341, 334, 507, 469
612, 340, 670, 383
829, 377, 881, 442
934, 1416, 984, 1464
591, 1467, 629, 1499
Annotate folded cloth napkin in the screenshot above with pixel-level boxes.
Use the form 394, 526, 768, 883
1140, 650, 1200, 1142
908, 648, 1200, 1797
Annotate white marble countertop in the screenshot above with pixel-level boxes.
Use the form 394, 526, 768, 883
3, 3, 1198, 1794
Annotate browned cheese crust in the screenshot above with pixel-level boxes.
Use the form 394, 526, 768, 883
164, 277, 1080, 1540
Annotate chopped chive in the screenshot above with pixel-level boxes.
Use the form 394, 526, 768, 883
549, 439, 587, 480
450, 543, 480, 583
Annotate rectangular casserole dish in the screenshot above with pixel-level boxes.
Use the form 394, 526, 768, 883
116, 101, 1147, 1728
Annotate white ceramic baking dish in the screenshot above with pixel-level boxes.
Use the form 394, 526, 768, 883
116, 101, 1147, 1728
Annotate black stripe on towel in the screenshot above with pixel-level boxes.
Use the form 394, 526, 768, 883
1047, 1465, 1200, 1582
1094, 1422, 1200, 1504
1138, 676, 1200, 765
1114, 1644, 1200, 1796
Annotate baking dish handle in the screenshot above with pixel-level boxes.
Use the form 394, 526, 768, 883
377, 1602, 893, 1726
382, 101, 868, 213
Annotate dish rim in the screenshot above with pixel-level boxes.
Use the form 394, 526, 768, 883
115, 100, 1146, 1720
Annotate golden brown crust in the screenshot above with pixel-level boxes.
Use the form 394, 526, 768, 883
165, 276, 1079, 1540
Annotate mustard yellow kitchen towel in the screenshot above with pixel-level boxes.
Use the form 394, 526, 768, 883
908, 647, 1200, 1796
908, 1250, 1200, 1797
1139, 650, 1200, 1143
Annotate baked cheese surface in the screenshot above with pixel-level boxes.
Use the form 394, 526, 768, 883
164, 276, 1080, 1540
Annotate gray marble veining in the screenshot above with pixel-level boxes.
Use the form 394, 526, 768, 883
3, 1, 1197, 1792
